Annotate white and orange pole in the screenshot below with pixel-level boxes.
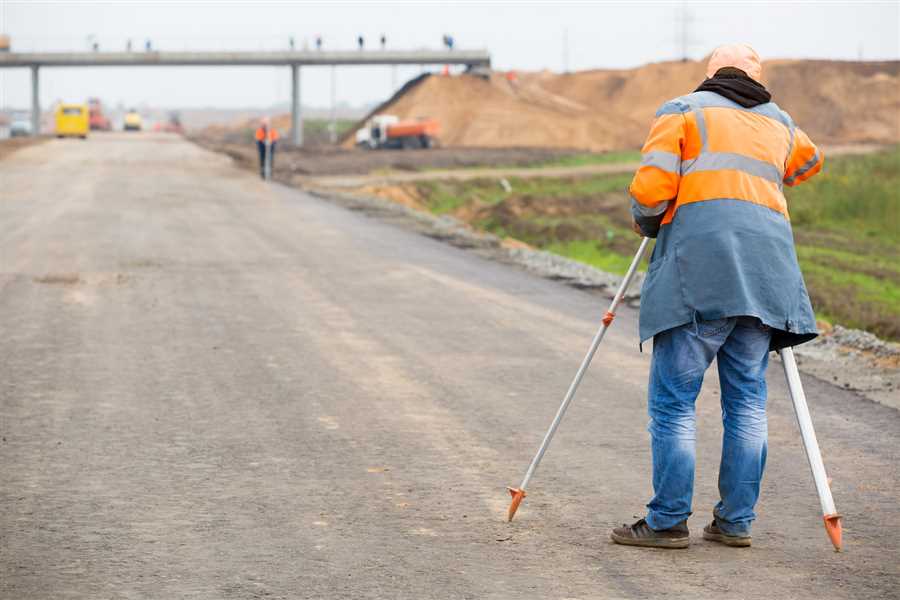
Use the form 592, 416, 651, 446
264, 129, 272, 181
507, 237, 651, 522
779, 346, 843, 551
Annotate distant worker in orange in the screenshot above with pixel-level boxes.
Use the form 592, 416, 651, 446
255, 118, 280, 180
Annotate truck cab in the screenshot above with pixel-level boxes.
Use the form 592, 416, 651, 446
355, 115, 439, 150
355, 115, 399, 149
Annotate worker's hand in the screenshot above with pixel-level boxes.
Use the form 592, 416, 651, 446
631, 220, 644, 237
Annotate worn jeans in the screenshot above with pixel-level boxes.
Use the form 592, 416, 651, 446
645, 316, 771, 536
257, 141, 276, 178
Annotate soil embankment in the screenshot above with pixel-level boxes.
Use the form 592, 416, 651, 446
340, 59, 900, 151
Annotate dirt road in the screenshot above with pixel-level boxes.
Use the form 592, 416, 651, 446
1, 133, 897, 599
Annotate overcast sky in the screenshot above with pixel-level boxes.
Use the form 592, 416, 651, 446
1, 1, 898, 111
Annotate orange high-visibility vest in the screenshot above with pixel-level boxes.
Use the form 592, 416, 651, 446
255, 127, 279, 143
630, 93, 823, 225
629, 91, 824, 350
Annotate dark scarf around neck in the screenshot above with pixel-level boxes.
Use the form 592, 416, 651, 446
694, 71, 771, 108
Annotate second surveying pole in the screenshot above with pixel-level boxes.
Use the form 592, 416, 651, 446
507, 237, 651, 522
264, 133, 272, 182
779, 346, 843, 551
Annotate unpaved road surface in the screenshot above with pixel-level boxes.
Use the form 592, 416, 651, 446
2, 133, 898, 599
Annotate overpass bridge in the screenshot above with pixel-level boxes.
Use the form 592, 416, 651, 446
0, 49, 491, 144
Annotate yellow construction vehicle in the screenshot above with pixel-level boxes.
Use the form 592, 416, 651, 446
124, 110, 143, 131
55, 103, 90, 138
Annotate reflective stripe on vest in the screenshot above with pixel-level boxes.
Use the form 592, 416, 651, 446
660, 94, 792, 224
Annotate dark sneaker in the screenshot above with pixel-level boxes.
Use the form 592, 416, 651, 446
702, 520, 751, 547
610, 518, 689, 549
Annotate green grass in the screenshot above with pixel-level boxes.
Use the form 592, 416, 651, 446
405, 145, 900, 339
416, 173, 633, 215
512, 173, 634, 196
786, 145, 900, 337
420, 149, 641, 174
530, 150, 642, 168
543, 240, 643, 273
787, 146, 900, 241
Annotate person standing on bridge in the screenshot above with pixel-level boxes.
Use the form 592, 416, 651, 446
255, 118, 280, 180
611, 44, 824, 549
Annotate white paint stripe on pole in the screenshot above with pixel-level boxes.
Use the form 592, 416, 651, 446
518, 237, 651, 491
779, 346, 837, 516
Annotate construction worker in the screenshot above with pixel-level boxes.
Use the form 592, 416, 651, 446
611, 44, 824, 549
254, 118, 279, 180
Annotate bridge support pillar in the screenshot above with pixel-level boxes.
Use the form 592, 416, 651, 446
290, 64, 302, 146
30, 65, 40, 136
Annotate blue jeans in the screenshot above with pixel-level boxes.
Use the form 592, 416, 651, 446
645, 316, 771, 536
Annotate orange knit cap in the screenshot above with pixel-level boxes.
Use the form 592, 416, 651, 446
706, 44, 762, 82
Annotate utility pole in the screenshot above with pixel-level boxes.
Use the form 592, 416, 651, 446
329, 65, 337, 144
678, 0, 691, 61
291, 64, 302, 146
30, 65, 40, 136
562, 27, 569, 73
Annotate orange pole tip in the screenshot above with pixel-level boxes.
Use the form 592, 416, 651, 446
824, 514, 843, 552
506, 487, 526, 522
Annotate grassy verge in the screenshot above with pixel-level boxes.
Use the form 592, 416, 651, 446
404, 145, 900, 340
414, 150, 642, 175
786, 146, 900, 337
529, 150, 642, 168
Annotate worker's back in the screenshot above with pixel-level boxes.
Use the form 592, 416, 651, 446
630, 86, 823, 351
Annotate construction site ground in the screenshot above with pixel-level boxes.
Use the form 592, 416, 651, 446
190, 136, 589, 176
2, 133, 898, 599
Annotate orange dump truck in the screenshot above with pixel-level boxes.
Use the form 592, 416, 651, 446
355, 115, 440, 149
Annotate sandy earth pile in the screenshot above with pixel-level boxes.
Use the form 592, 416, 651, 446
343, 59, 900, 151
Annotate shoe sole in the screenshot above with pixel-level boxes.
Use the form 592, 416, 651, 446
702, 530, 752, 547
610, 532, 689, 549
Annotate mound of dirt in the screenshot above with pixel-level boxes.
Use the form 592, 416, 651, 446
342, 59, 900, 151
